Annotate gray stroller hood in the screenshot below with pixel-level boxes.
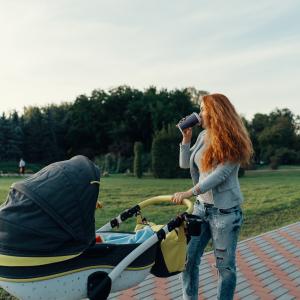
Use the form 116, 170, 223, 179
0, 155, 100, 257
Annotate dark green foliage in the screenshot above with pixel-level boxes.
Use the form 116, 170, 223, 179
141, 152, 152, 173
104, 153, 113, 173
95, 154, 134, 174
65, 86, 195, 157
0, 86, 299, 172
0, 113, 23, 161
270, 156, 280, 170
22, 104, 70, 163
238, 167, 245, 177
133, 142, 143, 178
274, 147, 298, 164
152, 125, 190, 178
252, 108, 298, 164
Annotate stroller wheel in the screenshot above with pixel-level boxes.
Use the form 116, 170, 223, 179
87, 271, 112, 300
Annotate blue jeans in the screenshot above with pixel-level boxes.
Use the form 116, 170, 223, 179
182, 201, 243, 300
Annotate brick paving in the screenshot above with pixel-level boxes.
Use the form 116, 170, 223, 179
109, 222, 300, 300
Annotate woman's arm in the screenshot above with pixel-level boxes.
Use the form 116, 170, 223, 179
179, 127, 192, 169
193, 162, 238, 194
179, 129, 205, 169
171, 162, 238, 204
179, 143, 191, 169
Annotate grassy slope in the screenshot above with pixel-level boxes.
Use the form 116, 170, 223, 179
0, 170, 300, 299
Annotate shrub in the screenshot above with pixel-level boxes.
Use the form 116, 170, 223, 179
152, 125, 189, 178
269, 156, 280, 170
95, 154, 131, 174
274, 147, 297, 164
104, 153, 113, 173
245, 159, 257, 170
141, 152, 151, 173
296, 151, 300, 164
238, 167, 245, 177
133, 142, 143, 178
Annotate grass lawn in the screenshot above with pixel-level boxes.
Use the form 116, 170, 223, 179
1, 170, 300, 240
0, 169, 300, 299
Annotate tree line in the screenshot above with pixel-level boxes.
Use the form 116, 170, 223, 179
0, 86, 299, 175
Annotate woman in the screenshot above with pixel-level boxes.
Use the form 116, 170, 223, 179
172, 94, 253, 300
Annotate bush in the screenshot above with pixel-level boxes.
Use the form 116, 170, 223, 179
274, 147, 298, 164
152, 125, 189, 178
95, 154, 133, 174
296, 151, 300, 164
260, 145, 275, 164
238, 167, 245, 177
133, 142, 143, 178
269, 156, 280, 170
141, 152, 152, 173
245, 159, 257, 170
104, 153, 114, 173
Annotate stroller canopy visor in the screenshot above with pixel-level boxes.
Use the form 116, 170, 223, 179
0, 155, 100, 258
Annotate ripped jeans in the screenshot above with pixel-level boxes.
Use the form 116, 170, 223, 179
182, 200, 243, 300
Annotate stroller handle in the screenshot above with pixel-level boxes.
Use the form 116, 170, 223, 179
138, 195, 193, 214
98, 195, 194, 231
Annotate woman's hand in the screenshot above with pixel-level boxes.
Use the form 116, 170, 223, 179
96, 201, 103, 209
171, 190, 193, 204
182, 127, 192, 144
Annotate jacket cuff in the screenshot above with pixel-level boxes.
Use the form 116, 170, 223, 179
180, 142, 191, 148
192, 185, 201, 196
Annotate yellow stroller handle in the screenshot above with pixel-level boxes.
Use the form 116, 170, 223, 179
138, 195, 193, 214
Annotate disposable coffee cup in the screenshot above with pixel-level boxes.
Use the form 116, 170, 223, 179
177, 112, 201, 133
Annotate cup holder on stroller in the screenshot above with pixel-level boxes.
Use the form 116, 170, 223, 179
185, 214, 203, 236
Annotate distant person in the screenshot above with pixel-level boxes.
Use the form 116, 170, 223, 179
19, 158, 26, 175
172, 94, 253, 300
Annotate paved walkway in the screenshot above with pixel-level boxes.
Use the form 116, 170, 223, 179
109, 222, 300, 300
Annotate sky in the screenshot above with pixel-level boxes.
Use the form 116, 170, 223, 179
0, 0, 299, 120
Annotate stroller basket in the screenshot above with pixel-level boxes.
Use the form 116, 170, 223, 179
0, 242, 157, 281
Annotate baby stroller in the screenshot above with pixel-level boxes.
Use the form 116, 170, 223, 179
0, 156, 194, 300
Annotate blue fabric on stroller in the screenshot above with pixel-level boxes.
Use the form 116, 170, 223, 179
97, 227, 155, 244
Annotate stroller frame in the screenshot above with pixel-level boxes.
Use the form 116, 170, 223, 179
0, 195, 193, 300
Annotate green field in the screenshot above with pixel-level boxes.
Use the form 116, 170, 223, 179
1, 170, 300, 240
0, 170, 300, 299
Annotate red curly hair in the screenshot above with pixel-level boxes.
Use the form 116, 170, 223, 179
201, 94, 253, 172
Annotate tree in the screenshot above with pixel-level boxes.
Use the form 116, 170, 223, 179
257, 109, 297, 163
40, 107, 62, 163
250, 113, 269, 163
148, 87, 196, 133
9, 111, 24, 160
0, 114, 8, 160
0, 113, 23, 161
66, 94, 100, 156
186, 87, 209, 105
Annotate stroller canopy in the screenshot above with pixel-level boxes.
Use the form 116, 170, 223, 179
0, 155, 100, 258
